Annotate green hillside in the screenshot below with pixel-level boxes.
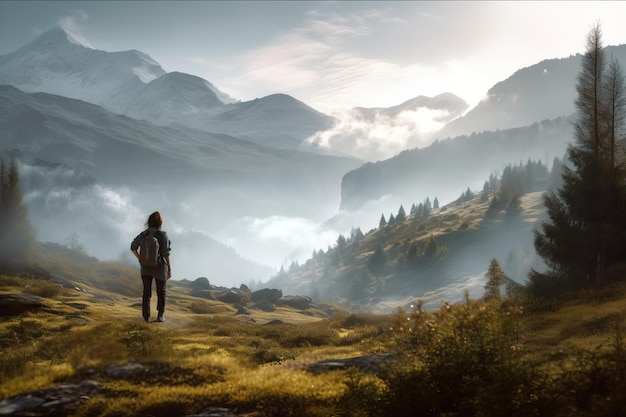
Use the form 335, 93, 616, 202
268, 159, 556, 311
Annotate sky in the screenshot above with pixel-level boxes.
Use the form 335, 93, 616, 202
2, 1, 626, 116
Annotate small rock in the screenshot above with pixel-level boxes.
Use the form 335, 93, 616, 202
185, 407, 236, 417
106, 362, 143, 378
0, 395, 45, 415
235, 306, 251, 315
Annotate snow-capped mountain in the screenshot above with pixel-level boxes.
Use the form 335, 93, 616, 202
0, 26, 332, 151
0, 26, 168, 111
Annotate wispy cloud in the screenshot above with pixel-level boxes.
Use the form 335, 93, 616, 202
220, 5, 480, 116
216, 215, 340, 268
304, 107, 449, 161
57, 9, 93, 48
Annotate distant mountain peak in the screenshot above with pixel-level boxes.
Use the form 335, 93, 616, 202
0, 25, 331, 152
19, 26, 93, 53
57, 26, 94, 49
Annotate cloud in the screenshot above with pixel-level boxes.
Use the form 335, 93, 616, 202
304, 107, 449, 161
57, 9, 88, 31
218, 4, 491, 115
218, 7, 427, 110
57, 9, 93, 49
216, 215, 341, 268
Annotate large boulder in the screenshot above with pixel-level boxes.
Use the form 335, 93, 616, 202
216, 290, 244, 304
190, 277, 212, 290
0, 294, 45, 316
252, 288, 282, 304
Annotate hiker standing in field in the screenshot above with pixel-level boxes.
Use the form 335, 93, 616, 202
130, 211, 172, 323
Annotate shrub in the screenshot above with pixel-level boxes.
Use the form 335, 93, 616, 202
381, 296, 541, 416
190, 300, 211, 314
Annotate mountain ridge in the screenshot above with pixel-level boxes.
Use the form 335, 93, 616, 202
353, 92, 468, 121
0, 84, 362, 284
438, 45, 626, 139
0, 26, 332, 151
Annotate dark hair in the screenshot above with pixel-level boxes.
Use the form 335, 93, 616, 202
147, 211, 163, 229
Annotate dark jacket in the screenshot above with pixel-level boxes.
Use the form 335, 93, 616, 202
130, 227, 171, 281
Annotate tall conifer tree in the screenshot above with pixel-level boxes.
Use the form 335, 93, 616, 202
0, 156, 35, 270
534, 24, 626, 286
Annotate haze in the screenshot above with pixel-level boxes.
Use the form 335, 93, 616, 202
1, 1, 626, 292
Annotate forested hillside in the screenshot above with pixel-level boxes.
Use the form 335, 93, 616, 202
268, 159, 559, 310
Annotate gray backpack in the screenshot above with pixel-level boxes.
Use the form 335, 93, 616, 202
138, 231, 161, 267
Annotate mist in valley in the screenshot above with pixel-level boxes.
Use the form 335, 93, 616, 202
4, 23, 625, 309
9, 89, 570, 302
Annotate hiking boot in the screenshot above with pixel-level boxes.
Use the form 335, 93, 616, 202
144, 317, 149, 322
157, 315, 165, 322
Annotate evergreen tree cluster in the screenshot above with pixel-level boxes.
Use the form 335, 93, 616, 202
534, 24, 626, 290
485, 159, 550, 214
0, 156, 35, 270
379, 197, 439, 229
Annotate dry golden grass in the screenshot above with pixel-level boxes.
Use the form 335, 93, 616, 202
3, 241, 626, 416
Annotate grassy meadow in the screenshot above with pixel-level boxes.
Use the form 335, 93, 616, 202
2, 244, 626, 417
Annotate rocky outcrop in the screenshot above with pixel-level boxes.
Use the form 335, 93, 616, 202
275, 295, 312, 310
189, 277, 212, 290
251, 288, 282, 304
0, 293, 45, 316
0, 380, 101, 416
250, 299, 276, 312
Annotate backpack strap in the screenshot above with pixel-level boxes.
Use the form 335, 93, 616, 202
154, 230, 164, 259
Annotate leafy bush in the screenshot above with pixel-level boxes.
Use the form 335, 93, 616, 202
380, 296, 540, 416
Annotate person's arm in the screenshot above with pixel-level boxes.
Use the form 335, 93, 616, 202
164, 255, 172, 279
159, 231, 172, 279
130, 232, 144, 262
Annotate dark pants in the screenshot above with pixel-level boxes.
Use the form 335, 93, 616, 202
141, 275, 166, 320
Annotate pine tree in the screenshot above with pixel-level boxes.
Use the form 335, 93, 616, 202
0, 156, 35, 270
483, 258, 507, 300
396, 204, 406, 221
379, 214, 387, 228
416, 203, 424, 218
433, 197, 439, 209
534, 24, 626, 286
423, 197, 432, 217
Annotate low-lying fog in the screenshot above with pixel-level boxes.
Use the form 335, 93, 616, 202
19, 156, 475, 290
